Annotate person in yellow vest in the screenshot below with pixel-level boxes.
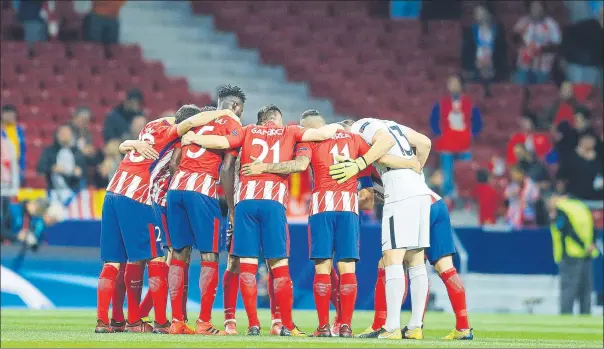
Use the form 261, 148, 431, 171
549, 195, 599, 314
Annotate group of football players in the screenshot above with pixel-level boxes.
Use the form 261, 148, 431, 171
94, 84, 473, 340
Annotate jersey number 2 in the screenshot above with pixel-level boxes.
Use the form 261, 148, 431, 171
252, 139, 280, 163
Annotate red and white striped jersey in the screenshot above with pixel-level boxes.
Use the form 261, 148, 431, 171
310, 190, 359, 215
169, 170, 218, 198
107, 118, 180, 205
225, 122, 306, 207
295, 131, 370, 215
169, 115, 240, 197
150, 142, 179, 207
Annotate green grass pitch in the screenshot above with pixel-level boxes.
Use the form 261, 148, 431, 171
1, 309, 602, 348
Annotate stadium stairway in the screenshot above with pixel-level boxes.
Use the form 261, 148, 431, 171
118, 0, 341, 124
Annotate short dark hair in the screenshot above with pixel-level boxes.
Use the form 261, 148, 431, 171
257, 104, 282, 124
200, 105, 217, 112
1, 104, 17, 113
301, 109, 322, 119
217, 84, 246, 104
126, 88, 143, 101
476, 169, 490, 183
175, 104, 202, 124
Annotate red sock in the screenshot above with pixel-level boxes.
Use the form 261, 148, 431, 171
97, 264, 119, 323
268, 271, 281, 321
313, 273, 331, 327
124, 263, 144, 323
139, 291, 153, 318
440, 268, 470, 330
272, 265, 294, 330
168, 259, 186, 322
223, 270, 239, 322
182, 262, 189, 322
330, 268, 340, 322
339, 273, 357, 327
199, 261, 219, 322
239, 263, 260, 328
371, 267, 386, 330
148, 261, 168, 324
111, 264, 126, 322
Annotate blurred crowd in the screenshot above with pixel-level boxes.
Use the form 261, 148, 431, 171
1, 0, 603, 231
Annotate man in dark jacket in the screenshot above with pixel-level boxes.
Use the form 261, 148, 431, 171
560, 6, 603, 89
16, 0, 47, 43
102, 89, 144, 142
37, 125, 86, 196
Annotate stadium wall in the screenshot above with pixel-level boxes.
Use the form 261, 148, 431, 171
2, 222, 602, 314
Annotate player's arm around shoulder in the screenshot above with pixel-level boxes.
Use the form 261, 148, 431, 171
176, 109, 240, 136
241, 154, 310, 176
300, 123, 344, 142
404, 126, 432, 167
118, 139, 159, 160
180, 121, 244, 150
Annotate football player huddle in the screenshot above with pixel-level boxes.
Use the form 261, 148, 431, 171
94, 84, 473, 341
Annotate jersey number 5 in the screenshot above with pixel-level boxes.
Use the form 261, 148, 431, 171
252, 139, 280, 163
186, 126, 215, 159
329, 144, 350, 164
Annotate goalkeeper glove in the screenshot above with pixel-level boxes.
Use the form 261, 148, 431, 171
329, 155, 368, 184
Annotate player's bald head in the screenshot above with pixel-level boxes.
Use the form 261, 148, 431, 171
339, 119, 355, 131
300, 109, 325, 129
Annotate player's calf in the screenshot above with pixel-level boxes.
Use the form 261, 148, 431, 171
337, 259, 357, 337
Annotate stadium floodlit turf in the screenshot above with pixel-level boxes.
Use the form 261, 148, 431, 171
1, 309, 602, 348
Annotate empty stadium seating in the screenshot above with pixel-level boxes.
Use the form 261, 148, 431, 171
1, 38, 211, 188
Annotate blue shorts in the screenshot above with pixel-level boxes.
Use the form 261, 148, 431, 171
152, 203, 171, 248
167, 190, 221, 253
308, 211, 360, 261
100, 192, 164, 263
426, 199, 457, 264
231, 199, 288, 259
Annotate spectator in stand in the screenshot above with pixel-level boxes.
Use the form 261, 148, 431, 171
430, 75, 483, 198
69, 106, 96, 158
554, 107, 603, 161
560, 4, 603, 91
473, 169, 503, 225
507, 111, 553, 165
102, 89, 143, 142
461, 4, 509, 96
556, 132, 604, 201
1, 105, 26, 183
15, 0, 47, 43
513, 143, 552, 193
505, 166, 540, 228
84, 0, 126, 44
513, 1, 562, 85
123, 114, 146, 141
37, 125, 86, 202
538, 81, 585, 129
92, 139, 122, 188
